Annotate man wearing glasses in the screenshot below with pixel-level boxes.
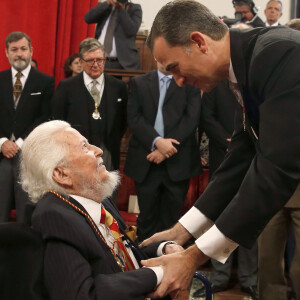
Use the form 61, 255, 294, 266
52, 38, 127, 173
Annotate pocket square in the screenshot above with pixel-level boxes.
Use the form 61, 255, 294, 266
30, 92, 42, 95
117, 98, 122, 102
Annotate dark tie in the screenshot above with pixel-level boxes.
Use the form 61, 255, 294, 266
13, 72, 23, 103
228, 81, 244, 107
154, 76, 171, 137
104, 9, 118, 55
229, 81, 246, 131
100, 206, 135, 271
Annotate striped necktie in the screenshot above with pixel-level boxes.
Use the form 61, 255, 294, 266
100, 206, 135, 271
13, 71, 23, 104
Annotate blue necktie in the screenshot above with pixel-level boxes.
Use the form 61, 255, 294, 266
154, 76, 170, 137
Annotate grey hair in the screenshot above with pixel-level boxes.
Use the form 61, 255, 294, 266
79, 38, 105, 59
20, 120, 71, 203
266, 0, 282, 10
147, 0, 228, 51
286, 18, 300, 31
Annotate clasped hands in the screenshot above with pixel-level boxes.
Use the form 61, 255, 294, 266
139, 224, 209, 299
147, 138, 180, 164
1, 140, 19, 158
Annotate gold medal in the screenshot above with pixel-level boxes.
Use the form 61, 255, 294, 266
92, 102, 101, 120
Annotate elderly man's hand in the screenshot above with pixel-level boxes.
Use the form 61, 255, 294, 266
139, 223, 192, 248
1, 140, 19, 158
164, 243, 184, 255
155, 138, 180, 158
142, 245, 209, 298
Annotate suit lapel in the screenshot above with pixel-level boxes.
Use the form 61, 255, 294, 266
2, 69, 15, 112
149, 71, 159, 110
163, 78, 177, 106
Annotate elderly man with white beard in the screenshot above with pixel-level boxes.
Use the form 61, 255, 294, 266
20, 120, 181, 300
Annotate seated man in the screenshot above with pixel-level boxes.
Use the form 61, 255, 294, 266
20, 120, 181, 300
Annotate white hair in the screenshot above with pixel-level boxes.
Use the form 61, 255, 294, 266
20, 120, 71, 203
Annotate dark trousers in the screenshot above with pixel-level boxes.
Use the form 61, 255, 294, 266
135, 163, 189, 242
0, 153, 30, 222
211, 242, 258, 288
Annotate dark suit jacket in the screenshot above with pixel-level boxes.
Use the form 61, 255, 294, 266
51, 73, 127, 170
31, 192, 159, 300
248, 14, 265, 28
0, 67, 54, 142
195, 27, 300, 248
85, 2, 142, 70
124, 71, 202, 183
200, 79, 240, 176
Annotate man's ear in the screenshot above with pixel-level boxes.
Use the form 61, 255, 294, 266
52, 166, 72, 188
190, 32, 207, 53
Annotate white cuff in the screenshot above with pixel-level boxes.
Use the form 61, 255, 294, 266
179, 206, 214, 238
15, 138, 24, 149
0, 137, 8, 153
195, 225, 238, 263
146, 266, 164, 286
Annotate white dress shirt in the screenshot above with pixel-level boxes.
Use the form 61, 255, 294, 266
98, 7, 118, 58
71, 194, 164, 285
83, 71, 105, 101
179, 61, 239, 263
0, 64, 31, 153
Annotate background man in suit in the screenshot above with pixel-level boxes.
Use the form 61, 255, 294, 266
264, 0, 283, 26
0, 31, 54, 222
52, 38, 127, 173
233, 0, 265, 27
20, 120, 183, 300
139, 1, 300, 298
257, 18, 300, 300
85, 0, 142, 70
124, 63, 201, 242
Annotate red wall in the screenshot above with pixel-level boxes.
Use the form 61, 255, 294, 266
0, 0, 97, 84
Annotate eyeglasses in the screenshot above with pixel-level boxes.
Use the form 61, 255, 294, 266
81, 58, 106, 66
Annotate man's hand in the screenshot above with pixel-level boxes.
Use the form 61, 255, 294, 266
164, 243, 184, 255
142, 245, 209, 298
155, 138, 180, 158
1, 140, 19, 158
147, 149, 166, 164
139, 223, 192, 247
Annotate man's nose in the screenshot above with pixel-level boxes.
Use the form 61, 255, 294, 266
91, 145, 103, 156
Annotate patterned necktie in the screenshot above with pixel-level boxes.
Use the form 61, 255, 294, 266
154, 76, 171, 137
229, 81, 246, 131
100, 206, 135, 271
228, 81, 244, 107
90, 80, 100, 105
104, 9, 118, 55
13, 72, 23, 103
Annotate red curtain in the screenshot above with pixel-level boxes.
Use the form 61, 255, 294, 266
0, 0, 97, 84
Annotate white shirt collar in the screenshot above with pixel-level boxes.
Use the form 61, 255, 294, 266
229, 60, 238, 83
265, 21, 279, 27
11, 63, 31, 80
157, 69, 172, 81
83, 71, 104, 87
71, 194, 102, 226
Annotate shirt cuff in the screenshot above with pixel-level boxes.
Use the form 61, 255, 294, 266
0, 137, 8, 153
146, 266, 164, 286
15, 138, 24, 149
151, 136, 161, 151
179, 206, 214, 238
195, 225, 238, 263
